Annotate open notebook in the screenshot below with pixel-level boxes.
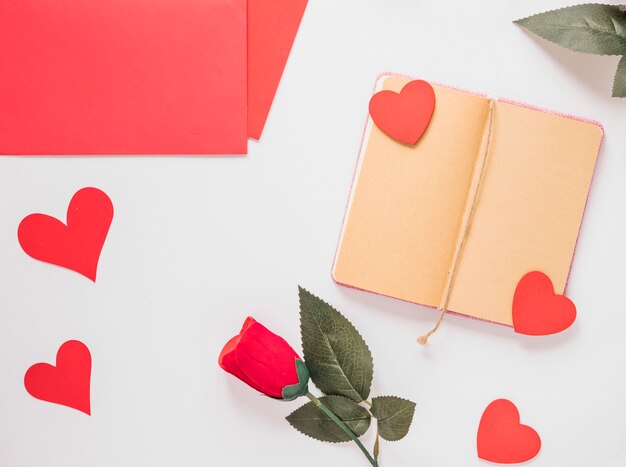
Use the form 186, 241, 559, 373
333, 74, 603, 326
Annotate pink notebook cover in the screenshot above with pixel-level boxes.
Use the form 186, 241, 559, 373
332, 73, 604, 326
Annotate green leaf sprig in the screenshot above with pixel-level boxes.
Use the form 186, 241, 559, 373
286, 287, 416, 466
515, 4, 626, 97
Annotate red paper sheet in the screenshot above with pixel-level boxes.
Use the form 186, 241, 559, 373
0, 0, 247, 155
248, 0, 308, 140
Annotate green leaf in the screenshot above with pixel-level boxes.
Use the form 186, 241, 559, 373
298, 287, 373, 402
281, 359, 310, 401
370, 396, 416, 442
613, 56, 626, 97
286, 395, 372, 443
515, 4, 626, 56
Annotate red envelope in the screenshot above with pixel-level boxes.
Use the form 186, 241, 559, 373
0, 0, 247, 155
248, 0, 308, 140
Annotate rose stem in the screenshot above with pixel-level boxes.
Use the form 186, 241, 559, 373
306, 392, 379, 467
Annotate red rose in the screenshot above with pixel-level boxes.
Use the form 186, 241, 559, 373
218, 317, 309, 400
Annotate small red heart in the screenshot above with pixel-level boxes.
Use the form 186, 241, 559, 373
24, 340, 92, 415
18, 187, 113, 282
477, 399, 541, 464
512, 271, 576, 336
368, 79, 435, 145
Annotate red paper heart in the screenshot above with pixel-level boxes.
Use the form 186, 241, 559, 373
477, 399, 541, 464
18, 187, 113, 282
368, 79, 435, 145
512, 271, 576, 336
24, 340, 92, 415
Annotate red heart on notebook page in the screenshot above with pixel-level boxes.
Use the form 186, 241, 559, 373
477, 399, 541, 464
24, 340, 91, 415
18, 187, 113, 282
368, 79, 435, 145
512, 271, 576, 336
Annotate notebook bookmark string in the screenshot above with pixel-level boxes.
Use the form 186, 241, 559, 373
417, 97, 497, 346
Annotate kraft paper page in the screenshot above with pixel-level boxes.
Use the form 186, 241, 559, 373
447, 100, 603, 325
334, 75, 602, 326
333, 76, 491, 307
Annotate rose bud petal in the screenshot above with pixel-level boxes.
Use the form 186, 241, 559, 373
218, 317, 309, 400
218, 318, 266, 393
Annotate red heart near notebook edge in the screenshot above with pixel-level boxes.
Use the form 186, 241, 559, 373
477, 399, 541, 464
512, 271, 576, 336
368, 79, 435, 145
24, 340, 92, 415
18, 187, 113, 282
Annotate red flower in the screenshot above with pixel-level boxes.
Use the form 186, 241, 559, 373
218, 317, 309, 400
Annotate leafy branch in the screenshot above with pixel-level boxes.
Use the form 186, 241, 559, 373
515, 4, 626, 97
286, 287, 416, 465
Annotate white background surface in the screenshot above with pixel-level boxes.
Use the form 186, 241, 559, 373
1, 1, 625, 466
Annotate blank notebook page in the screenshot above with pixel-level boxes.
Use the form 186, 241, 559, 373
333, 76, 490, 307
334, 75, 602, 325
448, 101, 603, 325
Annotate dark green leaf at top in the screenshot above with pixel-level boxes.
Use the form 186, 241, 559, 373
286, 395, 372, 443
370, 396, 416, 442
613, 56, 626, 97
515, 4, 626, 56
298, 287, 373, 402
